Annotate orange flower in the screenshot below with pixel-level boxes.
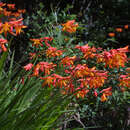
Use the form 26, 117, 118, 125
100, 87, 112, 102
23, 63, 33, 71
39, 62, 56, 75
100, 87, 112, 93
73, 64, 89, 78
52, 74, 71, 88
115, 28, 122, 32
0, 22, 17, 36
29, 52, 36, 59
62, 20, 78, 33
0, 22, 12, 37
124, 24, 128, 29
12, 12, 20, 17
0, 2, 6, 7
96, 54, 105, 63
40, 76, 54, 87
8, 18, 17, 21
9, 18, 23, 25
42, 37, 53, 47
126, 67, 130, 74
30, 38, 43, 47
60, 56, 76, 67
18, 9, 26, 14
46, 47, 63, 58
119, 75, 130, 88
75, 87, 89, 98
7, 4, 15, 9
117, 46, 129, 53
9, 18, 27, 35
101, 93, 107, 102
14, 25, 27, 35
41, 74, 71, 89
108, 32, 115, 37
0, 38, 8, 52
94, 90, 98, 97
57, 77, 69, 88
29, 62, 56, 77
97, 46, 129, 68
32, 64, 40, 76
73, 64, 98, 78
0, 7, 3, 14
3, 8, 12, 16
75, 44, 96, 59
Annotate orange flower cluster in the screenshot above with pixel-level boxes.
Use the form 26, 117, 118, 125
20, 12, 129, 103
73, 64, 108, 89
24, 41, 130, 102
0, 2, 26, 52
40, 74, 72, 94
97, 46, 129, 68
30, 36, 63, 59
0, 18, 27, 37
62, 20, 78, 33
41, 73, 78, 95
39, 63, 108, 99
75, 44, 96, 59
0, 3, 27, 52
23, 56, 109, 99
0, 2, 25, 17
25, 43, 130, 102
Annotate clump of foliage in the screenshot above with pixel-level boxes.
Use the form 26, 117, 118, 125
0, 2, 71, 130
